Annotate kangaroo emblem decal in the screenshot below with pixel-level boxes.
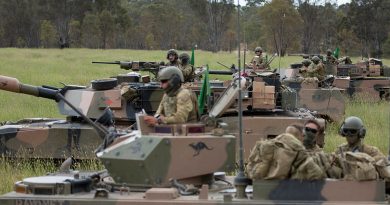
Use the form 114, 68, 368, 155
189, 142, 213, 156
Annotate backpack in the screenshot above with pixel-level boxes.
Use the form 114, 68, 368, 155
246, 133, 304, 180
341, 152, 378, 181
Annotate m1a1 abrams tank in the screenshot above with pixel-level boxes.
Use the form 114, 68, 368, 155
0, 75, 133, 159
333, 58, 390, 101
0, 115, 386, 205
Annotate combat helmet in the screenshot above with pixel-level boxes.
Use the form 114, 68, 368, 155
339, 116, 366, 138
158, 66, 184, 94
311, 56, 320, 63
179, 53, 190, 64
326, 49, 332, 55
255, 47, 263, 53
302, 59, 311, 66
166, 49, 178, 60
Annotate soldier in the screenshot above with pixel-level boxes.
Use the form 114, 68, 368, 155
335, 116, 385, 161
302, 119, 324, 153
338, 56, 352, 64
178, 53, 195, 82
248, 46, 268, 70
299, 59, 312, 78
307, 56, 325, 81
325, 49, 338, 64
144, 66, 198, 126
166, 49, 180, 67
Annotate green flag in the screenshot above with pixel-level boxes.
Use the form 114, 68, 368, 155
333, 47, 340, 59
197, 65, 210, 115
190, 47, 195, 66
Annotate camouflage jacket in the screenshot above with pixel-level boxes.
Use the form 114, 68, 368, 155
179, 63, 195, 82
165, 60, 180, 67
335, 142, 385, 162
299, 65, 311, 78
155, 87, 198, 124
307, 63, 325, 81
250, 54, 268, 70
326, 55, 338, 64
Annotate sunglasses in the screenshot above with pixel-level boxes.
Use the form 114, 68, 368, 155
160, 80, 168, 83
305, 127, 318, 134
341, 128, 358, 136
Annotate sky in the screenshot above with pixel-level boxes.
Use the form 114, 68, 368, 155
237, 0, 352, 6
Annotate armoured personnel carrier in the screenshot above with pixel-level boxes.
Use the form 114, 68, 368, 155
0, 115, 387, 205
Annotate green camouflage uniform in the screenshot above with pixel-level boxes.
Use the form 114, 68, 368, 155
155, 87, 198, 124
326, 54, 338, 64
335, 142, 385, 162
250, 54, 268, 70
299, 65, 311, 78
179, 63, 195, 82
307, 62, 325, 81
166, 60, 181, 67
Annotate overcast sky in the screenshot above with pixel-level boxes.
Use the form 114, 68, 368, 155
237, 0, 351, 6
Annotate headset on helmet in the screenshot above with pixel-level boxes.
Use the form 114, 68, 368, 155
339, 116, 366, 138
158, 66, 184, 94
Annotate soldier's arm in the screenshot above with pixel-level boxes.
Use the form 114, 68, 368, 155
155, 94, 166, 116
161, 90, 193, 124
367, 146, 386, 162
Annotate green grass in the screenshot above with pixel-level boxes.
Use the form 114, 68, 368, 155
0, 48, 389, 194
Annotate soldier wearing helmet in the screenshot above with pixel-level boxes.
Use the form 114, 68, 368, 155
178, 53, 195, 82
299, 59, 312, 77
166, 49, 180, 67
335, 116, 385, 161
325, 49, 338, 65
144, 66, 198, 126
304, 55, 325, 81
247, 46, 269, 70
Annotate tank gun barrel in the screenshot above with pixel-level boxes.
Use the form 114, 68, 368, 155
0, 75, 58, 100
208, 70, 234, 75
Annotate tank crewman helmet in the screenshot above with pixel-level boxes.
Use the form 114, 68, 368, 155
158, 66, 184, 93
339, 116, 366, 138
179, 53, 190, 64
255, 47, 263, 53
302, 59, 311, 66
166, 49, 179, 60
311, 56, 320, 63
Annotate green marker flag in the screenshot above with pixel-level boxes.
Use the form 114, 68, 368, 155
333, 47, 340, 59
197, 65, 210, 115
190, 47, 195, 66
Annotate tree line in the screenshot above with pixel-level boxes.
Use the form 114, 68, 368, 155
0, 0, 389, 57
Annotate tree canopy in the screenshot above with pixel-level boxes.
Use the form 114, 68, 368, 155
0, 0, 389, 57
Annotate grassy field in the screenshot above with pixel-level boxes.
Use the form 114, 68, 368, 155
0, 48, 389, 194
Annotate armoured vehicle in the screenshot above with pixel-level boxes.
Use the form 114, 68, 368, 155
332, 58, 390, 101
96, 62, 330, 158
0, 113, 387, 205
294, 56, 390, 101
0, 75, 132, 159
0, 65, 325, 160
